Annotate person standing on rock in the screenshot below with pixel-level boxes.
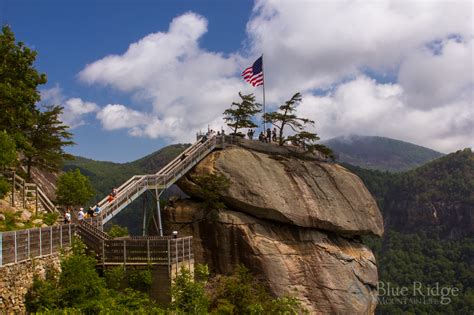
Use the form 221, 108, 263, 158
272, 128, 277, 142
266, 128, 271, 142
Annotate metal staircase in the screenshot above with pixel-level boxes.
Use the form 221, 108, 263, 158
96, 135, 220, 228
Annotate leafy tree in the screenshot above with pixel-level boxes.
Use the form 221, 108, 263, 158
192, 173, 230, 210
0, 131, 16, 198
56, 169, 94, 208
223, 92, 261, 134
0, 131, 16, 168
107, 224, 129, 238
263, 92, 315, 146
0, 25, 47, 149
23, 105, 74, 177
210, 264, 302, 314
171, 266, 210, 313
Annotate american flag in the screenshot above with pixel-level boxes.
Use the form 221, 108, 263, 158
242, 56, 264, 87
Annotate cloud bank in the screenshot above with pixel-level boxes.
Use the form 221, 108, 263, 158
80, 1, 473, 152
81, 12, 246, 142
41, 85, 98, 128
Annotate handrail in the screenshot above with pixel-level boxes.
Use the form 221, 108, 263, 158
1, 171, 59, 213
0, 224, 75, 266
96, 135, 218, 223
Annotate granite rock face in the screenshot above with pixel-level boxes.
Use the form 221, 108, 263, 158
169, 144, 383, 314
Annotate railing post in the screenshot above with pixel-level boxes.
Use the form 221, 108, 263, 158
102, 241, 105, 264
12, 171, 15, 207
147, 239, 150, 262
27, 229, 30, 258
167, 239, 171, 267
22, 183, 26, 208
60, 225, 63, 248
39, 227, 42, 257
35, 185, 39, 216
50, 226, 53, 255
182, 238, 185, 263
14, 231, 17, 263
123, 240, 126, 264
175, 239, 178, 274
68, 224, 72, 245
188, 237, 191, 261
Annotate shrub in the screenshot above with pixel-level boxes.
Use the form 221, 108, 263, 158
104, 266, 126, 291
42, 212, 59, 226
0, 176, 10, 198
171, 266, 210, 313
128, 268, 153, 292
107, 224, 129, 238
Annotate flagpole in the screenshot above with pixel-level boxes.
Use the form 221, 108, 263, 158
262, 54, 266, 132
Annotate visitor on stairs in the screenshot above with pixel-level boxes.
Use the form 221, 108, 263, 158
77, 208, 85, 221
64, 209, 72, 224
87, 207, 95, 218
107, 193, 115, 202
94, 204, 101, 216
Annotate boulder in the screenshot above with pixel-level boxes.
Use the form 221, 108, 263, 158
171, 144, 384, 313
180, 146, 383, 237
19, 210, 32, 222
32, 219, 43, 225
163, 201, 378, 314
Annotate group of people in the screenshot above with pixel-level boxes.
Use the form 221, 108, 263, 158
247, 128, 277, 143
64, 204, 102, 224
63, 187, 118, 224
256, 127, 278, 143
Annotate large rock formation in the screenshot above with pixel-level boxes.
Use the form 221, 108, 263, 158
164, 140, 383, 314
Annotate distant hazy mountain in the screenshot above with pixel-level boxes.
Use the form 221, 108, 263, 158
323, 135, 444, 172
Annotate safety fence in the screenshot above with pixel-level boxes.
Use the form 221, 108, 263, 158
75, 221, 193, 266
0, 224, 74, 266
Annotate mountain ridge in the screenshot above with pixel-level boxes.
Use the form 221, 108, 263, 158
323, 134, 444, 172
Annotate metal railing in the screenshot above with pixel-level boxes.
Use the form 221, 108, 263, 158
75, 221, 193, 265
95, 135, 219, 224
0, 224, 74, 266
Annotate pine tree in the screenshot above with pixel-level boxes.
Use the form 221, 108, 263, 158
263, 92, 315, 146
23, 105, 74, 177
223, 92, 261, 135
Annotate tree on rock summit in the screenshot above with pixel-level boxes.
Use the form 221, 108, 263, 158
263, 92, 316, 146
223, 92, 261, 135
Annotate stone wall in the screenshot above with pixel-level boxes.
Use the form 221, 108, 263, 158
0, 253, 62, 313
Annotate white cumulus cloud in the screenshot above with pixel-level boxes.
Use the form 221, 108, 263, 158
41, 85, 99, 128
78, 2, 473, 153
80, 12, 248, 142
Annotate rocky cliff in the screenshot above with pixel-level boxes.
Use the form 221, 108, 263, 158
163, 140, 384, 314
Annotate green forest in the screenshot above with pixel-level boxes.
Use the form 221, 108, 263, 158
350, 149, 474, 314
26, 238, 304, 314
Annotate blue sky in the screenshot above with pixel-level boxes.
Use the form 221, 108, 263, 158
2, 0, 472, 162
